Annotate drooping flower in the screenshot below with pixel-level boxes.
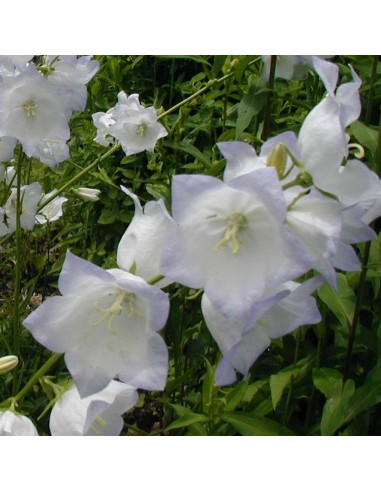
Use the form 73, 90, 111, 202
35, 190, 68, 225
45, 55, 100, 112
201, 276, 323, 385
32, 139, 70, 167
0, 410, 38, 436
49, 380, 138, 436
23, 250, 169, 397
161, 172, 311, 321
92, 92, 167, 156
117, 186, 175, 287
0, 66, 72, 157
4, 181, 43, 233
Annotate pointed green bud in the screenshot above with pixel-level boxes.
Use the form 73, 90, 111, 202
267, 143, 288, 179
0, 355, 18, 375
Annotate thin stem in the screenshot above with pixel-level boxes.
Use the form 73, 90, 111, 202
37, 142, 121, 211
11, 148, 24, 381
261, 55, 277, 141
157, 72, 234, 122
284, 328, 301, 425
365, 55, 378, 125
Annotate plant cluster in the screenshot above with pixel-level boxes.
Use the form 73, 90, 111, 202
1, 55, 381, 436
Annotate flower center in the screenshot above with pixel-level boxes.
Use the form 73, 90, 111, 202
23, 100, 37, 117
215, 212, 248, 254
136, 123, 147, 137
91, 289, 138, 334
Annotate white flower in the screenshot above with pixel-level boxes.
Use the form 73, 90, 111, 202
201, 277, 323, 385
45, 55, 99, 112
2, 165, 17, 186
261, 55, 334, 81
161, 172, 311, 321
0, 66, 71, 156
0, 410, 38, 436
285, 189, 345, 287
75, 187, 101, 202
297, 65, 362, 189
49, 380, 138, 436
32, 139, 70, 167
35, 190, 68, 225
23, 250, 169, 397
117, 186, 175, 287
92, 92, 167, 156
0, 136, 17, 163
5, 182, 43, 232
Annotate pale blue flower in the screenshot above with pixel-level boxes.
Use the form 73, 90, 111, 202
23, 251, 169, 397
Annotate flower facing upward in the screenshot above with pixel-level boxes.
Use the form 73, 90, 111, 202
161, 171, 311, 321
23, 250, 169, 398
92, 92, 167, 156
0, 66, 71, 156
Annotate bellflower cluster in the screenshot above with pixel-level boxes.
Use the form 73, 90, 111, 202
13, 57, 381, 436
0, 55, 99, 165
92, 92, 168, 156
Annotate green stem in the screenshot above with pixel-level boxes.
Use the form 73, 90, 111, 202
261, 55, 277, 141
12, 353, 62, 404
37, 142, 121, 211
12, 148, 24, 380
284, 328, 301, 425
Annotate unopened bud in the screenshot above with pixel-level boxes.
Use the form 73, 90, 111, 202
75, 187, 101, 202
0, 355, 19, 375
230, 59, 240, 70
267, 143, 288, 179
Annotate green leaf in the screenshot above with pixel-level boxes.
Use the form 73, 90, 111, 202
165, 412, 209, 431
202, 359, 217, 414
221, 412, 296, 436
344, 361, 381, 424
312, 367, 343, 399
350, 120, 378, 155
235, 79, 267, 139
222, 380, 249, 412
320, 379, 355, 436
270, 369, 300, 409
318, 274, 356, 330
163, 141, 211, 168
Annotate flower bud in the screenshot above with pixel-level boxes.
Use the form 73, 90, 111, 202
75, 187, 101, 202
267, 143, 288, 179
0, 355, 19, 375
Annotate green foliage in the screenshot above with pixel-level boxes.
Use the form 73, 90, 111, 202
1, 55, 381, 436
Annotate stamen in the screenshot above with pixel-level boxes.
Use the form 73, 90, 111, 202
215, 212, 248, 254
136, 123, 147, 136
90, 290, 138, 334
24, 100, 36, 117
